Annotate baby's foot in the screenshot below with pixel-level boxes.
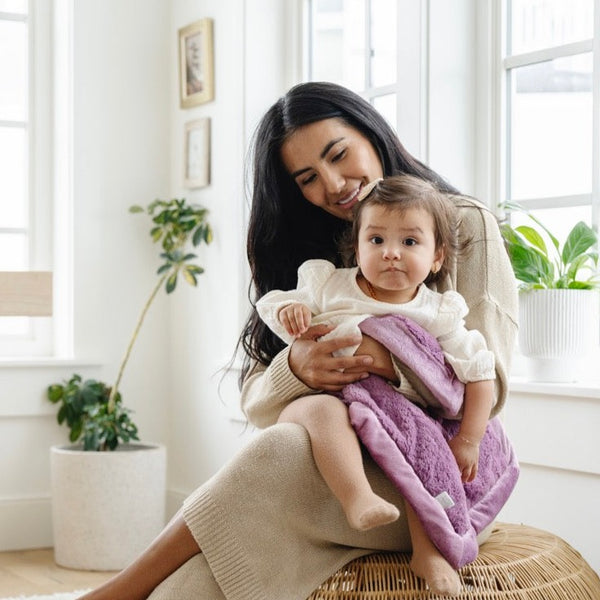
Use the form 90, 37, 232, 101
410, 553, 462, 597
345, 494, 400, 531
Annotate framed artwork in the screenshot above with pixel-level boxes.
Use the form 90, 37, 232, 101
184, 118, 211, 189
178, 18, 214, 108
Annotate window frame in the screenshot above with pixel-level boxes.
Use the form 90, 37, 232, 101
0, 0, 72, 359
498, 0, 599, 229
305, 0, 429, 161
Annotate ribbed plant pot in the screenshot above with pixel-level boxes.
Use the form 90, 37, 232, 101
50, 442, 166, 571
519, 289, 600, 382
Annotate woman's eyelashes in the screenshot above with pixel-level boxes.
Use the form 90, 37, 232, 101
330, 148, 346, 163
299, 172, 317, 186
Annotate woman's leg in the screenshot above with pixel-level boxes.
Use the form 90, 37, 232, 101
78, 511, 200, 600
405, 502, 461, 596
148, 553, 224, 600
279, 394, 399, 531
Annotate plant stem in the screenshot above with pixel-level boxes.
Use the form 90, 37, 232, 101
108, 273, 168, 413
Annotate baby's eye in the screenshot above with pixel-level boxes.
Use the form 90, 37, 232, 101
369, 236, 384, 245
403, 238, 418, 246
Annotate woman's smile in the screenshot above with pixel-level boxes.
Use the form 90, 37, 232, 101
280, 118, 383, 221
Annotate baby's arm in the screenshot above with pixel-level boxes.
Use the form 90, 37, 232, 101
278, 302, 313, 338
448, 379, 494, 483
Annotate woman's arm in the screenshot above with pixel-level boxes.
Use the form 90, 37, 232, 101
441, 198, 519, 416
241, 324, 374, 428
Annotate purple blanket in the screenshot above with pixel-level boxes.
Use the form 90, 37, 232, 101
338, 314, 519, 568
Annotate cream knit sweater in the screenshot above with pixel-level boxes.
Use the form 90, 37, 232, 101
149, 197, 518, 600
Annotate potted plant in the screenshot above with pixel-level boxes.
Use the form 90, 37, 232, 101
48, 198, 212, 570
500, 201, 599, 382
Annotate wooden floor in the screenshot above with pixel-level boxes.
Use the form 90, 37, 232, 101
0, 548, 116, 597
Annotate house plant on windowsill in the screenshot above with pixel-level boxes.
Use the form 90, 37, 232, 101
500, 201, 599, 382
48, 198, 212, 570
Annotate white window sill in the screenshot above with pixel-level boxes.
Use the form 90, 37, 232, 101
0, 358, 101, 369
510, 376, 600, 400
0, 359, 104, 417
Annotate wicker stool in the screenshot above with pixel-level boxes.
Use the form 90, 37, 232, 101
307, 522, 600, 599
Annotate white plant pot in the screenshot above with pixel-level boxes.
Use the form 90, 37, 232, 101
519, 289, 600, 382
50, 442, 166, 571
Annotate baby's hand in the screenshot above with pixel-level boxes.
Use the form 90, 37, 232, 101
278, 303, 312, 338
448, 434, 480, 483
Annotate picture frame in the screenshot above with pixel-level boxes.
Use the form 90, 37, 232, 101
178, 18, 214, 108
184, 118, 211, 189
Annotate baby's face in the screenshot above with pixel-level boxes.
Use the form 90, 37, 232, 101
356, 204, 443, 303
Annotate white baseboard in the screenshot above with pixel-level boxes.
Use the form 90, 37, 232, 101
0, 495, 54, 551
0, 489, 190, 552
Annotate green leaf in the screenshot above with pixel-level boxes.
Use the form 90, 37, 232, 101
186, 265, 205, 275
166, 272, 178, 293
505, 242, 552, 285
57, 404, 67, 424
47, 384, 64, 403
150, 227, 163, 243
514, 225, 548, 258
156, 263, 172, 275
182, 268, 197, 286
562, 221, 598, 266
567, 280, 595, 289
129, 205, 144, 213
192, 225, 205, 246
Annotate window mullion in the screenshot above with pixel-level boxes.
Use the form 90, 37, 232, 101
364, 0, 371, 99
515, 194, 592, 211
504, 38, 593, 69
592, 0, 600, 231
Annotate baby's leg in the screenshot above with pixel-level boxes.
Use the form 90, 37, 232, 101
278, 395, 399, 531
405, 502, 462, 596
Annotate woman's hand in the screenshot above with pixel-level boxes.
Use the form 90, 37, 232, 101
288, 325, 373, 391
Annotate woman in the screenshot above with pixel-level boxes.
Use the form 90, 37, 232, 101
82, 82, 517, 600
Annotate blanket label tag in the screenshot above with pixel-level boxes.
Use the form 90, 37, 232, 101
435, 491, 455, 509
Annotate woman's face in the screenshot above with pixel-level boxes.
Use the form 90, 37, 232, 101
280, 118, 384, 221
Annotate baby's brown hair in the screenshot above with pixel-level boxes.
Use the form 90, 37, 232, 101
343, 174, 466, 284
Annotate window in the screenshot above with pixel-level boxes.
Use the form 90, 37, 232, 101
308, 0, 401, 131
502, 0, 598, 241
0, 2, 28, 273
0, 0, 56, 356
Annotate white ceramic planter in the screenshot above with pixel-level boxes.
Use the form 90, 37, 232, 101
519, 289, 600, 382
50, 442, 166, 571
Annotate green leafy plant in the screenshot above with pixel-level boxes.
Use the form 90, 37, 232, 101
47, 198, 213, 450
47, 374, 138, 451
499, 201, 599, 291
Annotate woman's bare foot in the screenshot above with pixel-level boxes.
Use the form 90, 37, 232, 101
344, 493, 400, 531
410, 552, 462, 596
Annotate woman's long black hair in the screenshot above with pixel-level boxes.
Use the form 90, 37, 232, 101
239, 81, 460, 382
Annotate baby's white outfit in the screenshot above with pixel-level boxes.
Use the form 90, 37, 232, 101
256, 259, 495, 383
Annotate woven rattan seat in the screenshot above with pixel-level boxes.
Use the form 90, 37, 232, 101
307, 522, 600, 599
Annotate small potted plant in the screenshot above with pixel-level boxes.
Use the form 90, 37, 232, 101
500, 201, 599, 382
48, 198, 212, 570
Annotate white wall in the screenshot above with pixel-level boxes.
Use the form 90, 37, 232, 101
2, 1, 598, 578
0, 0, 295, 549
1, 0, 173, 549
